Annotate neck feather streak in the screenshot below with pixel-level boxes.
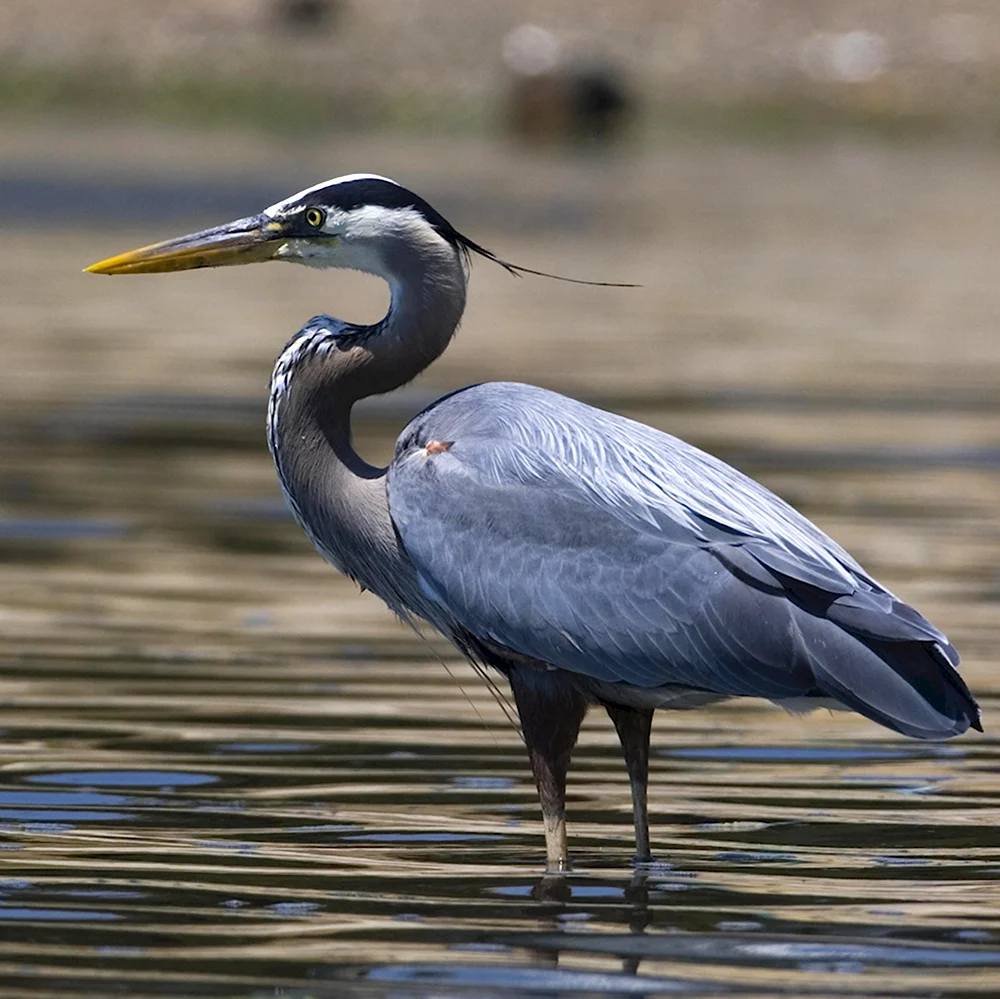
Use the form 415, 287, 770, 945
266, 238, 466, 619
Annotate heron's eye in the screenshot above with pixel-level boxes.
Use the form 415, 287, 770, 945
304, 208, 325, 229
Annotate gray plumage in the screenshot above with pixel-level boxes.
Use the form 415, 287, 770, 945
390, 381, 972, 741
89, 173, 981, 871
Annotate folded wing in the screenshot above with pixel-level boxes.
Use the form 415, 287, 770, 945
387, 383, 980, 739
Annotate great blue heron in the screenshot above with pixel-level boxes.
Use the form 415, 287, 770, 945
87, 174, 981, 871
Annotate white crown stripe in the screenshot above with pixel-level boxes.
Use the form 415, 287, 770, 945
264, 174, 400, 216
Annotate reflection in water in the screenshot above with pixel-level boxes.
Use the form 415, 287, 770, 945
0, 397, 996, 998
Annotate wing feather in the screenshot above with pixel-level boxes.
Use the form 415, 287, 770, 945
387, 383, 977, 736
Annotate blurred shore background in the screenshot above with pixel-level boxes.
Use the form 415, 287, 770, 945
5, 0, 1000, 134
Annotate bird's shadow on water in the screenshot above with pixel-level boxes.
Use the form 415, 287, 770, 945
321, 865, 1000, 999
319, 871, 721, 998
523, 871, 656, 975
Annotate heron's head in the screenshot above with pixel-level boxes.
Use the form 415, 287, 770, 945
86, 174, 476, 277
87, 174, 633, 289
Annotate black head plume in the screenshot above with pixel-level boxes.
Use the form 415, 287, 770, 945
453, 232, 639, 288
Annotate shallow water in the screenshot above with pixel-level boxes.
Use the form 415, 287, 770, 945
1, 133, 999, 997
1, 394, 997, 999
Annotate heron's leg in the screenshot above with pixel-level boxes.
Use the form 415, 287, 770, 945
605, 703, 654, 862
508, 669, 589, 872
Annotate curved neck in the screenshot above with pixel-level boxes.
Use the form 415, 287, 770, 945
267, 237, 466, 618
338, 236, 468, 407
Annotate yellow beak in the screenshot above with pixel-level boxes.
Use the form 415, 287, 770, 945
86, 215, 288, 275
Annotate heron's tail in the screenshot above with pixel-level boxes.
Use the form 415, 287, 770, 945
804, 626, 982, 739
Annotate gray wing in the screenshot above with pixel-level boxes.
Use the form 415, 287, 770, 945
387, 383, 978, 739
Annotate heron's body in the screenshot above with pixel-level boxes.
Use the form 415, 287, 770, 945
88, 173, 982, 870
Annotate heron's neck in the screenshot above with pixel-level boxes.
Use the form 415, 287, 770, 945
266, 240, 466, 618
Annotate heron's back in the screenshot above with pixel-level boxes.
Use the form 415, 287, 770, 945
388, 382, 980, 740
